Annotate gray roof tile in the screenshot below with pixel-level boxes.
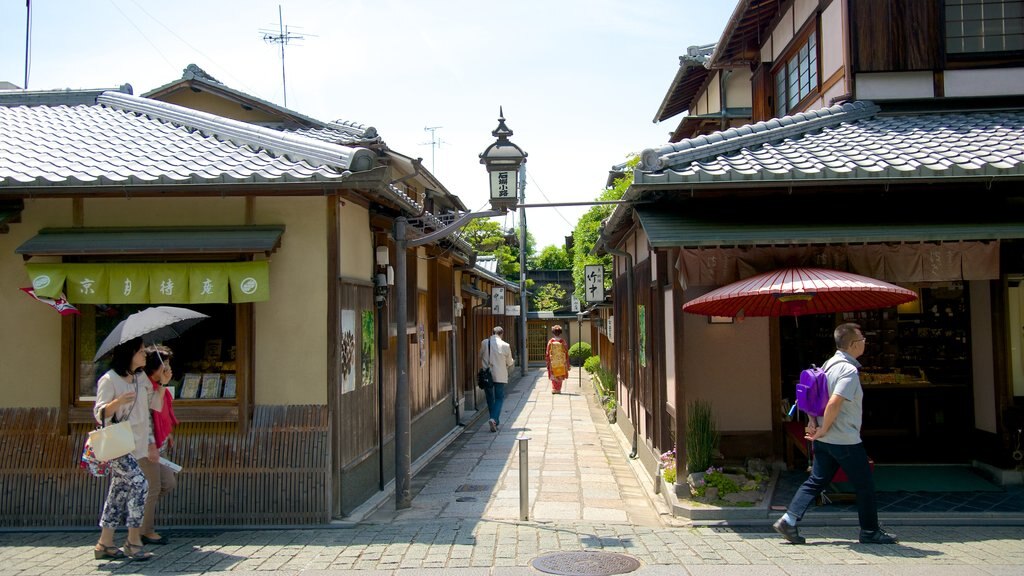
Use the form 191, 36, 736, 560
0, 92, 377, 189
635, 102, 1024, 185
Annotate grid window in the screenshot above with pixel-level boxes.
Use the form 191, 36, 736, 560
775, 31, 818, 117
946, 0, 1024, 54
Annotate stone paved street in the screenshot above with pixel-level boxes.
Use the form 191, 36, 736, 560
0, 368, 1022, 575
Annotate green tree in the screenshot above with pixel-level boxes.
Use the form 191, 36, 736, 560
532, 282, 567, 311
460, 218, 536, 280
534, 245, 571, 270
571, 154, 638, 302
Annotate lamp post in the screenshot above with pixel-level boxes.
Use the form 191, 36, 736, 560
479, 108, 528, 376
390, 111, 523, 510
577, 311, 584, 389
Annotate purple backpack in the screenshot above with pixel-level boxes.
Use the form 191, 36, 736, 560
796, 361, 846, 417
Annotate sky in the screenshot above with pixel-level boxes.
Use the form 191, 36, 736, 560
0, 0, 735, 251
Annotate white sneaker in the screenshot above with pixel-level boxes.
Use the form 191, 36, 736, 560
488, 419, 497, 432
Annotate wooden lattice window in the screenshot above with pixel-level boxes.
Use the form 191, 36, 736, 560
774, 28, 819, 117
945, 0, 1024, 54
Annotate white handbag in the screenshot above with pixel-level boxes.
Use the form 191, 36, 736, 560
88, 419, 134, 461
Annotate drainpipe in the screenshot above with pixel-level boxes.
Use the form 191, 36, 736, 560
604, 244, 638, 459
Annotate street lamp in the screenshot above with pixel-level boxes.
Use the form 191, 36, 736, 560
390, 111, 521, 510
480, 108, 528, 376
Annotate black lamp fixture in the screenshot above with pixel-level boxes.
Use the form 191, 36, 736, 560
479, 107, 527, 213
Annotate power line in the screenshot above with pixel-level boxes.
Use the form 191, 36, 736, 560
524, 168, 575, 228
125, 0, 265, 98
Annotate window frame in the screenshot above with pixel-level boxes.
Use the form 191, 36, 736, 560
771, 19, 821, 118
59, 253, 256, 428
943, 0, 1024, 66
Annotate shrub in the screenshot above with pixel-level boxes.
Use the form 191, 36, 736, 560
582, 355, 601, 374
568, 342, 592, 366
685, 400, 719, 473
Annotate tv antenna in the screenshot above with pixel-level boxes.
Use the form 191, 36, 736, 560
421, 126, 445, 174
260, 5, 313, 107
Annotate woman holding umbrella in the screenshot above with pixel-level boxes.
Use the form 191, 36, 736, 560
92, 337, 155, 561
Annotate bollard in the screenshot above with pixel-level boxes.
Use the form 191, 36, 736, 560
518, 433, 529, 520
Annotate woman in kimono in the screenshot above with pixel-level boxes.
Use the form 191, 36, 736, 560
545, 325, 569, 394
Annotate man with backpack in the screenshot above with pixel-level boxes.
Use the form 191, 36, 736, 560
773, 322, 898, 545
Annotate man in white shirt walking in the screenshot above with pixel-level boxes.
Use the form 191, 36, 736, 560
479, 326, 515, 432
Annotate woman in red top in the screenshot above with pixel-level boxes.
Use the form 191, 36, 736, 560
545, 325, 569, 394
139, 345, 178, 546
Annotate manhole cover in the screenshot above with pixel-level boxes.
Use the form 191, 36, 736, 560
455, 496, 477, 502
531, 551, 641, 576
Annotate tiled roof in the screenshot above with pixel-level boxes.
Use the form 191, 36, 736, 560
636, 101, 1024, 184
0, 91, 376, 188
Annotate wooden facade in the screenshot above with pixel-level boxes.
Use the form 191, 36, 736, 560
607, 0, 1024, 490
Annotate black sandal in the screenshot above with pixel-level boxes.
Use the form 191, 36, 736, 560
94, 543, 125, 560
122, 542, 153, 561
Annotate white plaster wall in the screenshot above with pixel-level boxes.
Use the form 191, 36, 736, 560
794, 0, 818, 25
772, 6, 796, 60
945, 68, 1024, 97
724, 67, 753, 108
821, 1, 847, 90
253, 196, 328, 405
706, 72, 722, 115
338, 201, 372, 281
682, 295, 772, 432
86, 197, 246, 225
971, 280, 996, 434
856, 72, 934, 99
664, 287, 676, 411
0, 199, 73, 407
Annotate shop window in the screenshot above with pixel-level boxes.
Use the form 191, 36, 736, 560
945, 0, 1024, 54
71, 302, 249, 423
773, 28, 819, 118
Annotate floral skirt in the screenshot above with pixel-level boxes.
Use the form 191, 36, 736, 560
99, 454, 149, 529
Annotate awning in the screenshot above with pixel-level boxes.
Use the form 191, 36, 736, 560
636, 209, 1024, 248
15, 225, 285, 257
25, 261, 270, 304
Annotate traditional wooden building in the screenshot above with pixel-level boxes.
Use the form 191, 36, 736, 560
0, 75, 518, 526
597, 0, 1024, 492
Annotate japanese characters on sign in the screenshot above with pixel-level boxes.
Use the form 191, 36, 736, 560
491, 286, 506, 315
584, 265, 605, 302
570, 295, 581, 313
489, 170, 518, 202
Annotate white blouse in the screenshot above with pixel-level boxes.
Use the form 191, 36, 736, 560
94, 369, 154, 460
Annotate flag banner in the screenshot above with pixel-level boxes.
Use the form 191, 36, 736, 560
188, 264, 230, 303
228, 261, 270, 303
25, 264, 68, 299
20, 287, 80, 315
106, 264, 151, 304
66, 264, 108, 304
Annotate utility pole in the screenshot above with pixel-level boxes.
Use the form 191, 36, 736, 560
260, 5, 307, 107
24, 0, 31, 89
422, 126, 444, 174
518, 164, 528, 377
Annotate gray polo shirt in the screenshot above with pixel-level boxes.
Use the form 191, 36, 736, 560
815, 350, 863, 446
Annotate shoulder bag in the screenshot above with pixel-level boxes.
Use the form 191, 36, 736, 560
477, 338, 493, 390
80, 378, 138, 476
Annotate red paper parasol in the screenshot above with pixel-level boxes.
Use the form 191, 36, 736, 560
682, 268, 917, 318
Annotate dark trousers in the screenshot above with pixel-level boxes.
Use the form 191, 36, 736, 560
484, 382, 505, 425
787, 440, 879, 531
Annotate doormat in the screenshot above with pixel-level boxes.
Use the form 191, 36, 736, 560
835, 464, 1002, 493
